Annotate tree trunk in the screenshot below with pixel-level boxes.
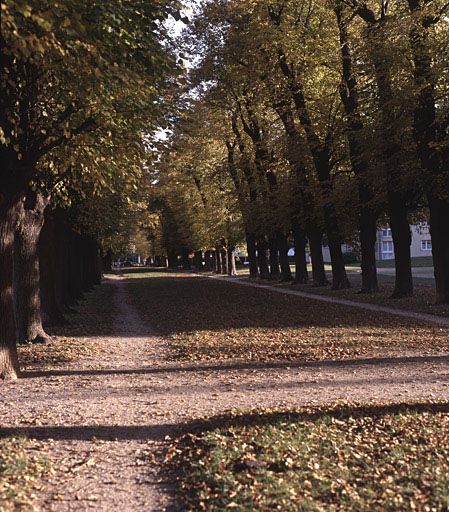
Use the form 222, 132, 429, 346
227, 243, 237, 276
0, 199, 21, 380
256, 238, 270, 279
167, 250, 178, 269
194, 250, 203, 272
204, 250, 213, 271
429, 197, 449, 303
406, 0, 449, 303
54, 214, 72, 310
181, 248, 191, 270
246, 232, 259, 278
308, 228, 329, 286
210, 250, 217, 272
359, 208, 379, 293
268, 235, 280, 279
215, 247, 222, 274
334, 3, 379, 293
292, 223, 308, 284
221, 247, 228, 275
13, 191, 50, 344
39, 208, 66, 326
389, 199, 413, 298
328, 238, 351, 290
102, 250, 113, 272
68, 232, 84, 305
278, 232, 293, 281
364, 23, 413, 298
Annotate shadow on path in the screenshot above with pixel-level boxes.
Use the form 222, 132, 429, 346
2, 402, 447, 442
21, 354, 449, 379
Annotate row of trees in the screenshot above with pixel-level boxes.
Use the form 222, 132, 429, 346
0, 0, 182, 380
151, 0, 449, 302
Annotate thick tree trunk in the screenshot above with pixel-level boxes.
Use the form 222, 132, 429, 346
194, 250, 203, 272
204, 250, 213, 271
429, 198, 449, 303
268, 235, 281, 279
102, 250, 113, 272
364, 23, 413, 298
227, 243, 237, 276
246, 232, 259, 278
406, 1, 449, 303
389, 196, 413, 298
39, 209, 66, 326
359, 208, 379, 293
68, 232, 84, 304
13, 191, 50, 344
209, 250, 217, 272
308, 228, 329, 286
215, 247, 222, 274
335, 3, 379, 293
167, 250, 178, 269
328, 238, 351, 290
278, 232, 293, 282
181, 248, 191, 270
0, 199, 21, 380
54, 214, 72, 310
221, 247, 228, 275
292, 223, 308, 284
256, 238, 270, 279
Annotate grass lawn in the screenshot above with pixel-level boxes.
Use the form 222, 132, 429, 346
126, 272, 449, 362
166, 403, 449, 511
374, 256, 434, 268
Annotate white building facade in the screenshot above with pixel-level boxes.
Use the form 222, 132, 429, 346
376, 223, 432, 260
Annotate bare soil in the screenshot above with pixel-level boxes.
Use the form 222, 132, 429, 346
0, 273, 448, 511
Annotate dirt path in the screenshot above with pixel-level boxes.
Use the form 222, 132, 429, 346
1, 275, 448, 511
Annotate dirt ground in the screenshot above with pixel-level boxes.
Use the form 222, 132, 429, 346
0, 274, 448, 511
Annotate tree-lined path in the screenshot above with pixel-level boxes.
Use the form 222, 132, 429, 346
1, 270, 448, 510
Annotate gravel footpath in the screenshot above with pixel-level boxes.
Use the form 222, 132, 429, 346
0, 275, 448, 510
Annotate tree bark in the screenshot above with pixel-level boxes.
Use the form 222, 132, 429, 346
204, 250, 213, 271
292, 222, 308, 284
181, 248, 191, 270
275, 49, 350, 289
359, 209, 379, 293
246, 232, 259, 278
389, 199, 413, 297
428, 198, 449, 303
268, 235, 281, 279
227, 243, 237, 276
335, 3, 379, 293
0, 198, 21, 380
215, 246, 222, 274
221, 245, 229, 275
406, 0, 449, 303
167, 250, 178, 269
278, 232, 293, 281
194, 250, 203, 272
357, 15, 413, 298
13, 190, 50, 344
39, 208, 66, 326
256, 238, 270, 279
309, 228, 329, 286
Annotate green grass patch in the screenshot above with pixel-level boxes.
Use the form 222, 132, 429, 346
375, 256, 434, 268
166, 403, 449, 511
0, 437, 49, 511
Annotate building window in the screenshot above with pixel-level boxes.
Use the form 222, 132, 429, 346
381, 228, 392, 237
421, 240, 432, 251
381, 241, 394, 258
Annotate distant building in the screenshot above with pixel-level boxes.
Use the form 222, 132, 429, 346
376, 223, 432, 260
